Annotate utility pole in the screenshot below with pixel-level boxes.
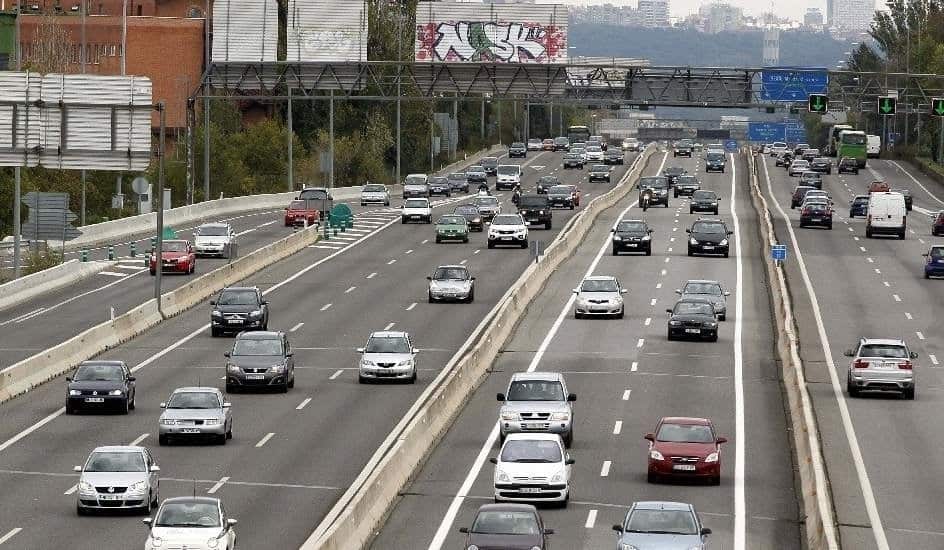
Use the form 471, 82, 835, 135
395, 4, 402, 186
203, 0, 211, 201
287, 87, 293, 192
329, 90, 335, 188
81, 0, 87, 223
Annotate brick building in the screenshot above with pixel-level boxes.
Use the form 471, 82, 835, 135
4, 0, 209, 18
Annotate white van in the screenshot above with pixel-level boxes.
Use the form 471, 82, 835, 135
495, 164, 522, 190
867, 135, 881, 158
866, 192, 907, 239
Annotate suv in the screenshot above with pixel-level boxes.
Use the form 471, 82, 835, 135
588, 164, 611, 182
704, 150, 725, 173
496, 165, 522, 190
481, 157, 499, 176
224, 331, 295, 392
674, 139, 694, 157
210, 287, 268, 336
360, 183, 390, 206
509, 142, 527, 158
638, 176, 670, 208
403, 174, 430, 198
193, 223, 236, 258
611, 219, 653, 256
687, 219, 733, 257
845, 338, 918, 399
357, 331, 418, 383
690, 190, 720, 215
838, 157, 859, 174
517, 194, 552, 229
674, 175, 700, 197
447, 172, 470, 193
497, 372, 576, 446
487, 213, 528, 248
562, 152, 584, 169
400, 198, 432, 224
810, 157, 832, 174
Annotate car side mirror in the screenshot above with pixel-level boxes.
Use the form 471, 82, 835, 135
724, 291, 731, 296
223, 402, 232, 408
223, 352, 231, 357
489, 458, 498, 464
701, 527, 713, 536
911, 352, 919, 359
356, 347, 365, 353
497, 393, 506, 401
621, 289, 628, 294
610, 228, 615, 233
568, 393, 577, 402
572, 288, 579, 294
150, 465, 161, 472
73, 465, 82, 472
665, 309, 673, 314
727, 230, 734, 235
843, 349, 854, 357
159, 402, 166, 408
66, 376, 72, 381
648, 229, 654, 233
458, 527, 469, 534
210, 301, 216, 305
565, 458, 575, 465
261, 300, 268, 305
412, 348, 420, 354
674, 289, 682, 295
686, 229, 692, 233
544, 528, 555, 535
286, 351, 294, 357
471, 277, 476, 281
426, 276, 432, 280
142, 518, 153, 528
227, 519, 238, 528
644, 433, 655, 442
128, 376, 136, 382
612, 524, 624, 532
716, 437, 728, 444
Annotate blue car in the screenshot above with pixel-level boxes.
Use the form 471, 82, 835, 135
613, 501, 711, 550
924, 245, 944, 279
849, 195, 869, 218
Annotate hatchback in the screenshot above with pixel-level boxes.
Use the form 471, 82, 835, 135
460, 504, 552, 549
799, 202, 834, 229
645, 417, 727, 484
613, 501, 711, 550
75, 446, 159, 515
923, 245, 944, 279
66, 361, 136, 414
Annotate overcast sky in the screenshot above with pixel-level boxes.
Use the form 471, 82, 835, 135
549, 0, 880, 23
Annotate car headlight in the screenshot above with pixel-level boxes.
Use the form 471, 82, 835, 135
227, 364, 240, 373
204, 419, 222, 426
690, 237, 699, 245
108, 389, 124, 396
649, 449, 664, 460
361, 359, 376, 367
269, 364, 286, 373
641, 235, 651, 241
127, 481, 148, 494
500, 412, 517, 421
160, 418, 177, 426
539, 210, 545, 215
549, 412, 570, 421
396, 359, 413, 367
496, 470, 510, 483
473, 218, 481, 223
530, 547, 542, 550
467, 546, 479, 550
706, 321, 718, 328
69, 389, 81, 396
211, 310, 222, 317
206, 537, 219, 549
669, 320, 682, 326
720, 239, 729, 246
705, 452, 719, 463
78, 480, 95, 493
150, 537, 164, 548
619, 543, 640, 550
249, 310, 262, 317
613, 235, 622, 241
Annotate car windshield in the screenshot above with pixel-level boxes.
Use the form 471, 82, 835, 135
433, 267, 469, 281
507, 380, 565, 401
197, 225, 228, 236
677, 176, 697, 185
591, 165, 608, 171
805, 149, 819, 155
853, 197, 869, 204
586, 146, 602, 152
555, 138, 568, 144
232, 338, 283, 356
438, 216, 466, 225
365, 336, 411, 354
482, 158, 498, 166
929, 247, 944, 259
664, 167, 684, 175
298, 189, 328, 200
73, 363, 124, 381
404, 199, 428, 209
471, 510, 540, 535
625, 509, 698, 535
448, 173, 466, 181
497, 166, 519, 175
859, 344, 908, 358
429, 177, 448, 185
684, 283, 722, 295
707, 152, 724, 161
492, 214, 522, 225
773, 142, 786, 148
155, 502, 221, 528
692, 191, 716, 201
217, 290, 259, 306
565, 153, 580, 159
792, 160, 809, 166
455, 206, 479, 216
85, 451, 146, 472
500, 440, 562, 463
640, 177, 667, 190
581, 279, 619, 292
518, 197, 548, 207
548, 186, 571, 195
475, 197, 500, 207
166, 392, 220, 409
617, 221, 647, 232
674, 301, 715, 316
539, 177, 558, 184
405, 176, 427, 186
469, 166, 484, 173
363, 184, 385, 192
801, 172, 820, 179
657, 422, 715, 443
692, 222, 726, 234
163, 241, 187, 252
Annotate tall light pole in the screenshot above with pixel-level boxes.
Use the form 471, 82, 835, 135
395, 3, 402, 185
80, 0, 87, 225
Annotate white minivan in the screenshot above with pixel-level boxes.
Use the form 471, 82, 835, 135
867, 135, 881, 158
866, 192, 907, 239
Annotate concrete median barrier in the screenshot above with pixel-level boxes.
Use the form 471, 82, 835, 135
744, 152, 839, 549
0, 259, 117, 313
301, 148, 657, 550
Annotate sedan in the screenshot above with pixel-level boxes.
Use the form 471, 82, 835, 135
75, 446, 159, 515
562, 152, 584, 169
838, 157, 860, 174
689, 190, 720, 215
453, 204, 484, 231
799, 202, 834, 229
788, 159, 811, 176
674, 175, 700, 198
790, 185, 815, 209
809, 157, 832, 174
666, 298, 719, 341
360, 183, 390, 206
144, 497, 237, 550
467, 165, 488, 184
604, 149, 624, 165
645, 417, 727, 485
894, 188, 913, 211
224, 331, 295, 393
547, 185, 579, 209
428, 264, 475, 303
613, 501, 712, 550
573, 275, 627, 319
357, 331, 418, 383
799, 171, 823, 190
284, 199, 321, 227
158, 387, 233, 445
460, 504, 552, 550
553, 137, 570, 151
686, 219, 732, 258
66, 361, 136, 414
509, 142, 527, 158
676, 280, 729, 321
662, 166, 686, 186
447, 172, 470, 193
542, 138, 556, 151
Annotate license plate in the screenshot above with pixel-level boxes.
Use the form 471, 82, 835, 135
228, 319, 243, 324
626, 243, 637, 247
181, 428, 201, 433
411, 215, 421, 219
811, 218, 821, 222
246, 374, 265, 380
85, 397, 105, 403
98, 494, 123, 500
501, 236, 512, 240
520, 487, 542, 493
673, 464, 696, 471
685, 328, 701, 334
702, 245, 714, 250
878, 362, 896, 369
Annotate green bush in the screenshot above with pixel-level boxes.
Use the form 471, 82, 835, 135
23, 248, 63, 275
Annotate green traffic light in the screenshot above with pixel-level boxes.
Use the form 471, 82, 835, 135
933, 99, 944, 116
879, 97, 896, 114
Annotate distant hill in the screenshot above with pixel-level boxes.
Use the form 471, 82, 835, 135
569, 25, 847, 68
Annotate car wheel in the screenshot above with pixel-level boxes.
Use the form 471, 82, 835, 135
288, 374, 295, 389
279, 382, 289, 394
866, 228, 873, 238
76, 504, 88, 516
410, 369, 417, 384
119, 398, 130, 415
563, 429, 573, 448
158, 434, 169, 446
385, 201, 390, 206
467, 290, 475, 303
574, 311, 582, 319
617, 307, 624, 319
711, 475, 721, 486
65, 403, 75, 415
358, 375, 368, 384
849, 212, 854, 218
667, 330, 674, 341
463, 237, 469, 243
723, 251, 729, 258
846, 379, 859, 397
645, 246, 652, 256
904, 387, 915, 400
225, 383, 235, 393
218, 434, 227, 445
612, 247, 619, 256
674, 190, 679, 198
689, 208, 694, 214
487, 242, 494, 249
428, 292, 435, 304
520, 241, 528, 249
647, 471, 659, 484
900, 231, 906, 240
687, 248, 694, 257
129, 393, 136, 411
401, 217, 407, 224
149, 269, 155, 276
799, 221, 805, 228
435, 236, 441, 244
719, 313, 727, 322
226, 423, 233, 439
710, 332, 719, 342
545, 222, 552, 230
827, 223, 833, 230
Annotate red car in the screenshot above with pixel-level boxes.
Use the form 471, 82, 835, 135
645, 417, 727, 485
149, 240, 195, 275
542, 138, 555, 151
868, 181, 890, 194
932, 211, 944, 236
284, 200, 322, 227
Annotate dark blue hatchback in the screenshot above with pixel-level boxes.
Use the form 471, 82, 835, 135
924, 246, 944, 279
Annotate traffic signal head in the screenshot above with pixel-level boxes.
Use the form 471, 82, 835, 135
808, 94, 828, 113
932, 98, 944, 117
878, 96, 897, 115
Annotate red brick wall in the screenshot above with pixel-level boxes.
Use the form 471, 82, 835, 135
11, 0, 210, 18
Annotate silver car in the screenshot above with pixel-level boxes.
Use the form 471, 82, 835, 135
193, 223, 236, 258
676, 280, 730, 321
498, 372, 576, 446
846, 338, 918, 399
473, 196, 502, 220
74, 446, 160, 515
158, 387, 233, 445
613, 501, 711, 549
573, 275, 627, 318
428, 265, 475, 303
360, 183, 390, 206
357, 331, 418, 384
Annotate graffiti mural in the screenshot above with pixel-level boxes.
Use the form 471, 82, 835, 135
416, 21, 567, 63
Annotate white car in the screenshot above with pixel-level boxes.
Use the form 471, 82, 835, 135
573, 275, 627, 319
193, 223, 236, 258
571, 146, 587, 162
622, 138, 640, 152
491, 433, 573, 505
496, 165, 522, 191
401, 198, 432, 224
487, 213, 529, 249
75, 446, 160, 515
527, 138, 543, 151
867, 134, 881, 158
788, 159, 810, 176
585, 145, 604, 161
360, 183, 390, 206
144, 497, 236, 550
770, 141, 788, 157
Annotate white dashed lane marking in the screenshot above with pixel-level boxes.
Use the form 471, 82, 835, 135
622, 389, 631, 400
207, 476, 230, 494
613, 421, 622, 435
320, 304, 333, 311
585, 510, 598, 529
329, 370, 343, 380
296, 398, 312, 410
255, 433, 275, 448
631, 362, 638, 372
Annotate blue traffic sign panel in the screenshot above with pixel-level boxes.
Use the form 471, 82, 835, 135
761, 67, 829, 102
772, 245, 788, 261
724, 139, 738, 152
747, 123, 808, 144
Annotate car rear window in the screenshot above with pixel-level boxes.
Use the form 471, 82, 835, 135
692, 191, 716, 200
404, 199, 428, 208
518, 196, 549, 207
363, 184, 385, 192
859, 344, 908, 358
298, 189, 328, 200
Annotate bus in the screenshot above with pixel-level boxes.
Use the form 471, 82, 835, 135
837, 130, 868, 167
826, 124, 852, 156
567, 125, 591, 144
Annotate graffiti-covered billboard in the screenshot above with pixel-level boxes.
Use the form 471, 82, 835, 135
415, 2, 568, 64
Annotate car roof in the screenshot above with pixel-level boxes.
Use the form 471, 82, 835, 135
79, 360, 127, 367
510, 371, 564, 382
505, 432, 564, 443
618, 218, 646, 224
584, 275, 617, 281
234, 331, 282, 340
859, 338, 907, 346
476, 503, 539, 516
435, 264, 467, 270
659, 416, 712, 426
676, 297, 713, 305
221, 286, 257, 292
632, 501, 693, 512
161, 496, 221, 506
199, 222, 229, 228
369, 331, 409, 338
172, 386, 222, 394
684, 279, 720, 285
90, 445, 146, 453
300, 186, 329, 191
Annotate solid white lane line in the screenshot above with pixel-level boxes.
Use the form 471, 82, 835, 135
905, 312, 913, 320
255, 433, 275, 448
11, 309, 46, 325
256, 220, 278, 228
893, 295, 901, 302
729, 153, 746, 550
636, 339, 645, 348
427, 152, 667, 550
320, 303, 333, 311
129, 433, 149, 446
296, 398, 312, 410
600, 461, 612, 477
761, 155, 887, 550
888, 160, 944, 205
0, 308, 44, 326
207, 476, 230, 494
98, 271, 126, 277
384, 322, 396, 331
290, 322, 304, 332
916, 332, 925, 340
631, 362, 638, 372
930, 354, 939, 366
115, 264, 145, 271
345, 286, 356, 294
235, 228, 256, 237
312, 245, 345, 250
367, 272, 377, 279
406, 303, 417, 311
613, 421, 622, 435
585, 509, 598, 529
0, 528, 22, 545
329, 370, 344, 380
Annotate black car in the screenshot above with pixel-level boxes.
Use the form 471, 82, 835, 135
687, 219, 733, 257
481, 157, 499, 176
838, 157, 859, 174
210, 286, 269, 337
638, 176, 670, 207
799, 202, 833, 229
447, 172, 470, 193
562, 152, 584, 169
666, 298, 719, 342
65, 361, 136, 414
553, 137, 570, 151
459, 504, 552, 550
894, 188, 913, 211
704, 151, 726, 173
547, 185, 576, 209
799, 171, 823, 190
933, 211, 944, 236
509, 142, 527, 158
662, 166, 687, 185
809, 157, 832, 174
611, 219, 653, 256
604, 148, 624, 165
849, 195, 869, 218
428, 176, 452, 197
690, 190, 720, 215
454, 204, 485, 231
517, 195, 552, 229
467, 165, 488, 184
224, 331, 295, 393
674, 140, 694, 157
588, 164, 611, 182
674, 175, 700, 197
536, 175, 559, 194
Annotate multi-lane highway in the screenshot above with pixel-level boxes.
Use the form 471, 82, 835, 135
760, 156, 944, 550
370, 149, 802, 549
0, 148, 638, 548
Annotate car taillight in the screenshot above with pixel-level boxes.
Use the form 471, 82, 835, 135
853, 359, 870, 368
898, 361, 913, 370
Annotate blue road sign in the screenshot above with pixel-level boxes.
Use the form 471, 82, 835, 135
772, 244, 788, 261
785, 126, 808, 144
748, 122, 786, 142
762, 67, 829, 102
724, 139, 738, 152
